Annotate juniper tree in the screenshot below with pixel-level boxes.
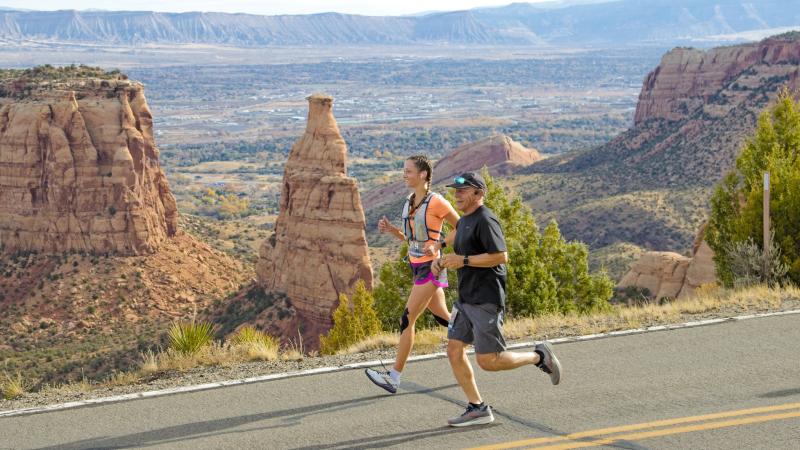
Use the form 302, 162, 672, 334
707, 88, 800, 286
373, 167, 612, 325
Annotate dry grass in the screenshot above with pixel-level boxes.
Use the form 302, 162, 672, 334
280, 331, 305, 361
413, 329, 448, 354
280, 349, 304, 361
23, 284, 799, 399
343, 332, 399, 354
105, 371, 141, 387
244, 342, 280, 361
229, 326, 280, 362
501, 284, 798, 341
339, 328, 447, 355
140, 350, 159, 375
2, 372, 28, 400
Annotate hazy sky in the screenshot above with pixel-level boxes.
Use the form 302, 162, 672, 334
0, 1, 554, 16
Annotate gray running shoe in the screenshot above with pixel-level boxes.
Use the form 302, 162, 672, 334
448, 404, 494, 427
365, 368, 399, 394
535, 341, 562, 385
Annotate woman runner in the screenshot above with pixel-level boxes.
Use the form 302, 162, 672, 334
365, 155, 459, 394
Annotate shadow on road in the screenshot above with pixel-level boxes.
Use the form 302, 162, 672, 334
290, 423, 501, 449
760, 387, 800, 398
36, 383, 460, 449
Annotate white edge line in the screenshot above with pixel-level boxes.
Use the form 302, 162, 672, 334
2, 308, 799, 418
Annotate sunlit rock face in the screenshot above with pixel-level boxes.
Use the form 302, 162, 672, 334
0, 76, 178, 255
635, 36, 800, 125
256, 94, 373, 333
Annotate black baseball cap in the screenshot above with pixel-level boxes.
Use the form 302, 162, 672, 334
446, 172, 487, 190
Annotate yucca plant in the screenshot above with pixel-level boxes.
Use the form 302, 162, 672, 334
168, 321, 214, 355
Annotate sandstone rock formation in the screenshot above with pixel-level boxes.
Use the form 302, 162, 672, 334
0, 76, 178, 255
618, 251, 691, 300
525, 33, 800, 254
618, 223, 717, 300
432, 134, 542, 183
363, 134, 541, 210
635, 36, 800, 125
256, 94, 373, 336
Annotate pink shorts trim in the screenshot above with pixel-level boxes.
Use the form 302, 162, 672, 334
414, 273, 449, 288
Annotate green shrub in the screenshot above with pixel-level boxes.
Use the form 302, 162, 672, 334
168, 321, 214, 355
375, 167, 613, 325
725, 232, 788, 288
320, 280, 381, 355
708, 89, 800, 286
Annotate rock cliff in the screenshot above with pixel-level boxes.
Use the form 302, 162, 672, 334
524, 33, 800, 255
256, 94, 373, 342
635, 36, 800, 125
0, 75, 178, 255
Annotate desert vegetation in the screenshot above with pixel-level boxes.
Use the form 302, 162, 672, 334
707, 89, 800, 286
0, 64, 124, 82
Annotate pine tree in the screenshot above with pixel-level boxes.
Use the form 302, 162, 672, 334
320, 280, 382, 354
478, 168, 613, 316
374, 167, 613, 325
707, 89, 800, 286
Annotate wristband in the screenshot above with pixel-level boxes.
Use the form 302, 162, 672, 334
463, 255, 469, 266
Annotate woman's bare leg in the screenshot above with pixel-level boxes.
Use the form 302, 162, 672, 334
394, 282, 439, 372
426, 287, 450, 322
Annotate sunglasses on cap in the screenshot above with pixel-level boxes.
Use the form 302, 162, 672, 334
453, 176, 482, 189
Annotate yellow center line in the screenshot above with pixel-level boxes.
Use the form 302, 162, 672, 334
471, 402, 800, 450
532, 410, 800, 450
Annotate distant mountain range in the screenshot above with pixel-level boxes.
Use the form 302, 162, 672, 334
0, 1, 799, 47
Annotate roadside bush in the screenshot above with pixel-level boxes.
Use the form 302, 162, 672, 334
229, 325, 279, 361
724, 232, 788, 288
2, 372, 28, 400
168, 321, 214, 355
611, 286, 653, 306
708, 89, 800, 286
320, 280, 381, 355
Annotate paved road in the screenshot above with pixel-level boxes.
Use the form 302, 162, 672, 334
2, 314, 799, 449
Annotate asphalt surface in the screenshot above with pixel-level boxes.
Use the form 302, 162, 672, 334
2, 314, 799, 449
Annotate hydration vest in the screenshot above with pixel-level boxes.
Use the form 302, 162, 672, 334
402, 192, 443, 259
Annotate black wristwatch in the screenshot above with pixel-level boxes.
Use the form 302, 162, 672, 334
463, 255, 469, 266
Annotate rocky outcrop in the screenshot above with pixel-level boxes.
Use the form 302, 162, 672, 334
618, 251, 691, 300
635, 35, 800, 125
526, 33, 800, 253
363, 134, 541, 210
0, 76, 177, 255
618, 223, 717, 300
256, 94, 373, 341
432, 134, 542, 183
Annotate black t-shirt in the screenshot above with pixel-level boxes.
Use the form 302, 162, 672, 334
453, 205, 507, 307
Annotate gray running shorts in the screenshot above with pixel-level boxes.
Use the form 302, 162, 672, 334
447, 301, 506, 354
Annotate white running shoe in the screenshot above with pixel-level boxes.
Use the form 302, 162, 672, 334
365, 368, 399, 394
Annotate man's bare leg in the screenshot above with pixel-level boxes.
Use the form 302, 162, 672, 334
447, 338, 482, 404
475, 351, 540, 372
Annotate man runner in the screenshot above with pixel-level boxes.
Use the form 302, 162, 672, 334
433, 171, 562, 427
